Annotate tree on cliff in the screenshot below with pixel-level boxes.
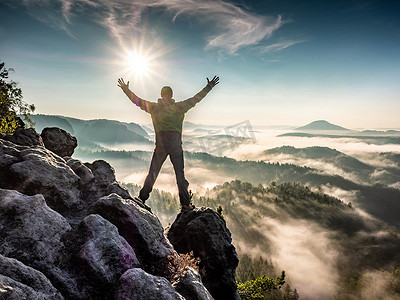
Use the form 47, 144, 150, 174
0, 61, 35, 134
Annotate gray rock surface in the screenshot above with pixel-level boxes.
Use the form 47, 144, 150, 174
173, 267, 215, 300
5, 145, 81, 212
0, 127, 44, 147
63, 214, 140, 299
1, 136, 133, 221
115, 268, 185, 300
0, 189, 83, 299
81, 160, 134, 209
167, 207, 240, 300
91, 193, 174, 275
0, 189, 71, 267
86, 159, 116, 186
41, 127, 77, 157
0, 139, 20, 169
107, 181, 133, 200
0, 254, 64, 300
66, 157, 94, 183
0, 275, 59, 300
0, 127, 237, 300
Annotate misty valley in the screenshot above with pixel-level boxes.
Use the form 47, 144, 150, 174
29, 114, 400, 300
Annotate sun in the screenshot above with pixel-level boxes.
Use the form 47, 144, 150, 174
114, 37, 171, 85
125, 51, 153, 78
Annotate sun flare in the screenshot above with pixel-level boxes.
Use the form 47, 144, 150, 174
116, 38, 170, 86
126, 51, 150, 76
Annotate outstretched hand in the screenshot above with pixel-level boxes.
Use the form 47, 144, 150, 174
117, 78, 129, 90
207, 76, 220, 88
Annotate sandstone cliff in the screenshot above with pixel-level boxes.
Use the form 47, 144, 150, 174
0, 127, 239, 300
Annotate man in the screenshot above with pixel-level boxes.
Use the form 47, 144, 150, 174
117, 76, 220, 211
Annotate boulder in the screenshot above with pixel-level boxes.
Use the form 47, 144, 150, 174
0, 127, 44, 147
0, 254, 63, 300
41, 127, 77, 157
0, 189, 83, 299
0, 275, 58, 300
107, 182, 133, 200
0, 127, 235, 299
4, 145, 81, 213
167, 207, 240, 300
90, 193, 174, 275
173, 267, 215, 300
85, 159, 116, 186
0, 139, 20, 171
115, 268, 185, 300
1, 139, 132, 221
63, 214, 140, 299
0, 189, 71, 267
66, 157, 94, 183
82, 160, 133, 203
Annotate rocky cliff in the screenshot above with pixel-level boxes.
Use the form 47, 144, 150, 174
0, 127, 239, 300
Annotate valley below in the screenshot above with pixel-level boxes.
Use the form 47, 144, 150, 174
29, 114, 400, 299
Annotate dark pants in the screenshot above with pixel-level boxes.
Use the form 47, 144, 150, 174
139, 132, 190, 205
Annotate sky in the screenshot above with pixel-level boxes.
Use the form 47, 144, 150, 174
1, 0, 399, 129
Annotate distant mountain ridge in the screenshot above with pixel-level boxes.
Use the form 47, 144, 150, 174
28, 114, 152, 147
295, 120, 349, 131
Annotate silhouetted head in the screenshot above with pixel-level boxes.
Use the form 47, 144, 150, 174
161, 86, 173, 99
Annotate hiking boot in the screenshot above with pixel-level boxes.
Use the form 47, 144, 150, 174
181, 204, 195, 212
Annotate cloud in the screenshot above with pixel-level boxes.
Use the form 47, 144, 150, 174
319, 185, 359, 204
203, 7, 283, 54
359, 270, 400, 300
236, 215, 340, 300
13, 0, 286, 55
123, 0, 285, 55
225, 129, 400, 163
261, 40, 306, 53
121, 165, 234, 196
16, 0, 72, 36
267, 219, 340, 299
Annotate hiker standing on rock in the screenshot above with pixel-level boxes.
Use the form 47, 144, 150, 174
118, 76, 220, 211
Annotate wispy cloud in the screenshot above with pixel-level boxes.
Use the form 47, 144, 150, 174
261, 40, 307, 53
12, 0, 287, 55
17, 0, 74, 36
141, 0, 285, 55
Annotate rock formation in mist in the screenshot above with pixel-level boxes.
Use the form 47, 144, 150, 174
0, 127, 239, 299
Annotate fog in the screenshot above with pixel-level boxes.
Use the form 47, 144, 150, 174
359, 270, 400, 300
91, 127, 400, 197
32, 115, 400, 298
210, 196, 345, 300
266, 218, 339, 299
261, 153, 363, 183
98, 142, 154, 152
104, 128, 400, 299
214, 185, 400, 300
319, 185, 359, 205
234, 205, 341, 299
224, 129, 400, 162
120, 161, 235, 195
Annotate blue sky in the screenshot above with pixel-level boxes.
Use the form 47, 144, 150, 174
1, 0, 399, 128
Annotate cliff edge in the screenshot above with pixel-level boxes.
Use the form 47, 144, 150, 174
0, 127, 239, 300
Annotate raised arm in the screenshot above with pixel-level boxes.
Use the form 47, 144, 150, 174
117, 78, 154, 113
178, 76, 220, 112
